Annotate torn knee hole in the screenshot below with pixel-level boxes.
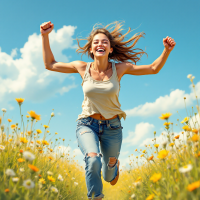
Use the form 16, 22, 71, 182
108, 157, 117, 167
87, 153, 98, 157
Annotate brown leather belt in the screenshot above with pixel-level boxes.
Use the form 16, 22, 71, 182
90, 113, 118, 120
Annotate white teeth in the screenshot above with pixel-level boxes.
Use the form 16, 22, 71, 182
96, 49, 105, 52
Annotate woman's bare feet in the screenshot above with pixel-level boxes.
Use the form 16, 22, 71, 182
110, 160, 120, 186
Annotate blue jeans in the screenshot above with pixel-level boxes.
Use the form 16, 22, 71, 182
76, 116, 123, 199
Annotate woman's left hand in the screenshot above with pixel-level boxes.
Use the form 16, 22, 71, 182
163, 36, 176, 51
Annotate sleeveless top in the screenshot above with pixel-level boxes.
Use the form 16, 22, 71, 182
76, 62, 126, 121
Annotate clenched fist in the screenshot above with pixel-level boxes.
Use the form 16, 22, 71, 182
163, 36, 176, 51
40, 21, 54, 35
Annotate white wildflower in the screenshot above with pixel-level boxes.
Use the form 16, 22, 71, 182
192, 76, 195, 80
72, 177, 75, 180
12, 177, 19, 182
51, 186, 58, 193
179, 164, 193, 173
74, 182, 78, 186
2, 108, 6, 112
58, 174, 63, 181
187, 74, 192, 79
23, 151, 35, 161
0, 145, 5, 150
47, 171, 53, 175
131, 194, 136, 199
5, 169, 16, 176
133, 181, 141, 187
19, 168, 25, 172
23, 179, 35, 189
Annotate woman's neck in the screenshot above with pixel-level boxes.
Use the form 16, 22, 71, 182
93, 58, 110, 72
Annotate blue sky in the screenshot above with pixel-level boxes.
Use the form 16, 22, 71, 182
0, 0, 200, 168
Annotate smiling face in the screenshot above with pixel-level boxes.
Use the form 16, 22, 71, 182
90, 33, 113, 60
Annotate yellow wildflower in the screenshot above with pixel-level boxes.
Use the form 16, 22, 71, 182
17, 158, 25, 163
48, 176, 55, 182
10, 124, 16, 129
27, 110, 41, 121
157, 150, 169, 159
182, 125, 191, 131
15, 98, 24, 105
36, 140, 41, 144
20, 137, 28, 144
140, 154, 144, 157
191, 134, 199, 142
154, 144, 159, 148
135, 176, 142, 182
43, 125, 49, 129
163, 122, 170, 126
42, 140, 49, 145
55, 132, 58, 135
192, 129, 198, 134
7, 119, 12, 122
148, 155, 154, 161
181, 117, 189, 124
169, 143, 174, 147
150, 173, 161, 183
142, 150, 146, 153
159, 113, 172, 120
36, 129, 42, 134
26, 115, 30, 118
39, 178, 46, 184
146, 194, 154, 200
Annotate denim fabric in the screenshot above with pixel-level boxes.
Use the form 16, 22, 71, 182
76, 116, 123, 199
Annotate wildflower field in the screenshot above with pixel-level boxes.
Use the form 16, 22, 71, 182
0, 74, 200, 200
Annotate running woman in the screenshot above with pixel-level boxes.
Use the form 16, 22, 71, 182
40, 21, 176, 200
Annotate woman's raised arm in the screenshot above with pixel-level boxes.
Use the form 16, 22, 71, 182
40, 21, 85, 74
120, 36, 176, 76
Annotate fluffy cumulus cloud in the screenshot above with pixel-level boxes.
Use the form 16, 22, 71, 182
123, 122, 155, 147
0, 25, 78, 108
125, 81, 200, 118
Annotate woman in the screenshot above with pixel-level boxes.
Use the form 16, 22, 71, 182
40, 21, 176, 200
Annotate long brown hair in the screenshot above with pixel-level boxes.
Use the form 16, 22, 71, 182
76, 21, 147, 64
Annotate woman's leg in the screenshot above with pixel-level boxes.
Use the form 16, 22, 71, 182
76, 118, 104, 200
100, 117, 123, 183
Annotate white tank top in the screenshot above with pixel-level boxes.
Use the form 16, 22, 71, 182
77, 62, 126, 121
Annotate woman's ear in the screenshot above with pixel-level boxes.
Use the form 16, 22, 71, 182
110, 47, 113, 53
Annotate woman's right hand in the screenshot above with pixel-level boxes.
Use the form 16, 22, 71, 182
40, 21, 54, 35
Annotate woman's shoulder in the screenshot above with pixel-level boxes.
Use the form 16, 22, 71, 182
73, 61, 89, 79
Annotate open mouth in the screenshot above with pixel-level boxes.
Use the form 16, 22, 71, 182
96, 48, 105, 52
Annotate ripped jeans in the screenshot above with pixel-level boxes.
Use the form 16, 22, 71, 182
76, 116, 123, 199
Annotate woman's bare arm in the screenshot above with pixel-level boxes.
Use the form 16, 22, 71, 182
40, 21, 86, 74
119, 36, 176, 76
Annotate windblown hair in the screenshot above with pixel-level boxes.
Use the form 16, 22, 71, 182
76, 21, 147, 64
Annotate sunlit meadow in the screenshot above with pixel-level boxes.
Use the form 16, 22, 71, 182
0, 74, 199, 200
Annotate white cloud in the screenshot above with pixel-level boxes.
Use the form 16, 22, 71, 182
0, 25, 78, 107
125, 81, 200, 118
123, 122, 155, 146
